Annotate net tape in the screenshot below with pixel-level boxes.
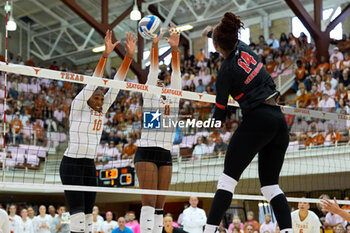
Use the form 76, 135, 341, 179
0, 62, 349, 122
1, 62, 350, 204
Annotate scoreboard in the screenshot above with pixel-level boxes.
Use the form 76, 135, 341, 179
96, 167, 135, 187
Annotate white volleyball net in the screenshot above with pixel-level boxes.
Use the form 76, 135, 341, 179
0, 61, 350, 205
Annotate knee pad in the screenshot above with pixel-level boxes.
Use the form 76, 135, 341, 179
85, 214, 93, 233
217, 173, 238, 193
261, 184, 284, 202
70, 212, 85, 232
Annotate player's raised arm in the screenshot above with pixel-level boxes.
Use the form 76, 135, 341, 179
103, 32, 137, 112
145, 33, 162, 86
165, 25, 181, 91
73, 30, 119, 110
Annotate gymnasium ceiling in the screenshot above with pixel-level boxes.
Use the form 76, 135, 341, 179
0, 0, 348, 66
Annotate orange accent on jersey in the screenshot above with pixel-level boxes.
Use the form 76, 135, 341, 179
94, 56, 108, 77
151, 47, 159, 67
115, 56, 132, 81
171, 51, 180, 73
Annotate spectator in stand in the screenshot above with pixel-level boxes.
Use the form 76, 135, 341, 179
53, 106, 66, 131
163, 214, 188, 233
330, 47, 344, 63
265, 57, 276, 75
121, 138, 137, 160
293, 60, 308, 92
125, 211, 140, 233
291, 200, 321, 233
318, 56, 329, 73
323, 82, 336, 99
177, 203, 189, 226
318, 92, 336, 112
340, 68, 350, 87
105, 141, 121, 161
9, 204, 21, 233
10, 114, 23, 144
324, 124, 341, 146
16, 56, 24, 65
288, 33, 298, 48
49, 61, 60, 71
25, 56, 35, 67
33, 119, 46, 146
195, 79, 206, 93
305, 123, 325, 148
267, 33, 280, 49
335, 83, 347, 103
112, 217, 133, 233
260, 214, 275, 233
196, 48, 207, 63
182, 196, 207, 233
228, 216, 244, 233
192, 136, 210, 160
294, 83, 310, 108
33, 205, 51, 233
291, 117, 308, 141
340, 53, 350, 70
213, 137, 227, 156
244, 212, 259, 231
101, 212, 118, 233
27, 206, 36, 222
325, 204, 346, 229
50, 205, 70, 233
182, 73, 192, 89
245, 224, 255, 233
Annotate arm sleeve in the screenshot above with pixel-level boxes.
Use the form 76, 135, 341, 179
143, 47, 159, 107
213, 70, 229, 124
102, 56, 132, 113
170, 51, 181, 90
71, 56, 108, 112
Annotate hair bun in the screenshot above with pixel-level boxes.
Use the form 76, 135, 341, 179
220, 12, 243, 34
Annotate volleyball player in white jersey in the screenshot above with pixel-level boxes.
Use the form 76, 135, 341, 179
59, 30, 137, 233
0, 208, 10, 233
291, 201, 321, 233
134, 25, 181, 233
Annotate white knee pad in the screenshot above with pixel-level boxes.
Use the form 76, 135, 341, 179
261, 184, 284, 202
217, 173, 238, 194
70, 212, 85, 232
85, 214, 93, 233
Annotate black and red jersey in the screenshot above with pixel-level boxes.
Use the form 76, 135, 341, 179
213, 41, 277, 121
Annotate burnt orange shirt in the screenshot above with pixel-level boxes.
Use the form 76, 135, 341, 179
326, 131, 341, 143
196, 53, 206, 62
305, 133, 325, 147
11, 119, 23, 134
317, 63, 329, 72
295, 67, 307, 80
263, 48, 272, 57
25, 60, 35, 67
310, 67, 318, 76
266, 62, 276, 74
33, 124, 45, 138
295, 93, 310, 107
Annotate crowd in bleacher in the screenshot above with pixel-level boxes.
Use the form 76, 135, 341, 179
1, 32, 350, 167
2, 194, 350, 233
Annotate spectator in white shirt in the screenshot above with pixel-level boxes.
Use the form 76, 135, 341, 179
33, 205, 51, 233
260, 214, 275, 233
324, 83, 336, 99
19, 77, 30, 93
105, 141, 121, 161
8, 204, 21, 233
92, 211, 103, 233
53, 107, 66, 130
48, 205, 58, 224
29, 78, 41, 94
101, 212, 118, 233
0, 208, 10, 233
50, 206, 70, 233
330, 47, 344, 63
19, 208, 34, 233
318, 92, 336, 112
92, 206, 104, 223
266, 34, 280, 49
325, 211, 346, 228
182, 73, 192, 88
27, 207, 36, 222
192, 137, 210, 160
182, 196, 207, 233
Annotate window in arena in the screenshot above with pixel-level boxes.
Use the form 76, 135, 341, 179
292, 7, 343, 42
208, 27, 250, 55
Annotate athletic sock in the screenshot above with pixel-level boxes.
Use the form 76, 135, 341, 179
153, 209, 164, 233
140, 206, 155, 233
207, 189, 233, 225
269, 193, 292, 230
203, 224, 218, 233
85, 214, 93, 233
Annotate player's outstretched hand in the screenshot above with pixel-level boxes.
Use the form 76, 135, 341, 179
152, 32, 163, 47
103, 29, 120, 58
125, 32, 138, 58
164, 25, 180, 49
320, 197, 341, 215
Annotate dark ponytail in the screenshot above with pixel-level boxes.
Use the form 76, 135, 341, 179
214, 12, 244, 51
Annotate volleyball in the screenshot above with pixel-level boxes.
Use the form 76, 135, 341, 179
138, 15, 162, 40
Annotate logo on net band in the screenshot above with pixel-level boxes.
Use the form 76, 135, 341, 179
143, 110, 221, 129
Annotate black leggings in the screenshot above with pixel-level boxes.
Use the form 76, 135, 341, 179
225, 104, 289, 185
60, 156, 97, 215
207, 104, 290, 228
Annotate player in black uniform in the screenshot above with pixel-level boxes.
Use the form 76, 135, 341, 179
202, 12, 292, 233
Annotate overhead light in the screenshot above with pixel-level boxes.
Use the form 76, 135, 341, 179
92, 45, 105, 53
177, 24, 193, 32
130, 1, 141, 21
7, 16, 17, 31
